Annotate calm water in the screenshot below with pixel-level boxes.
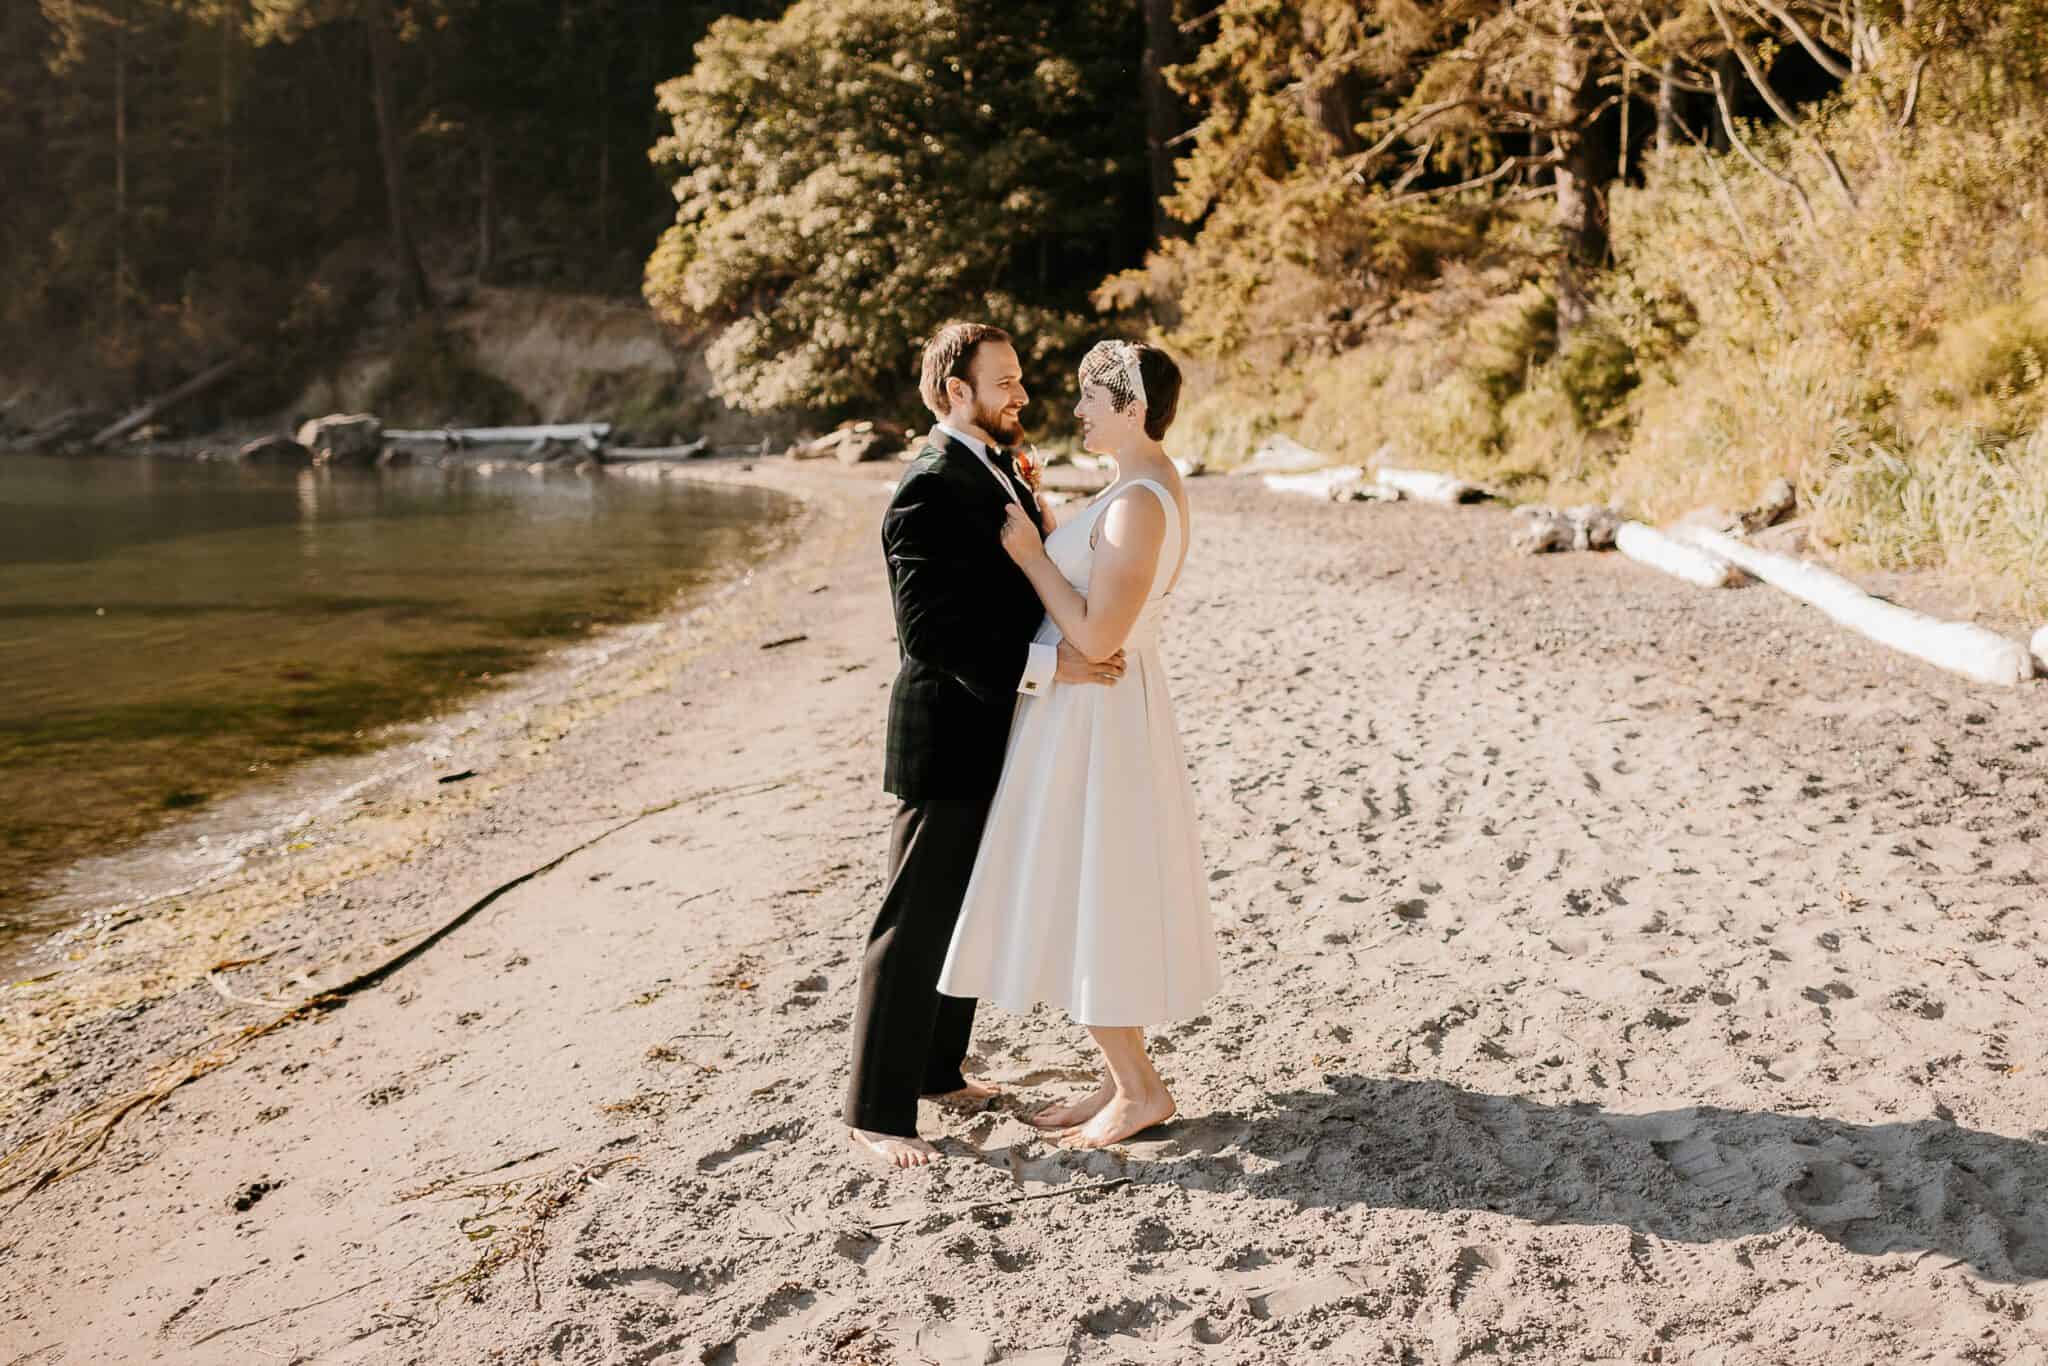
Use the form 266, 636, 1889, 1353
0, 452, 796, 952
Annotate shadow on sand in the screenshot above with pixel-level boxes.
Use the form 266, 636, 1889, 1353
980, 1075, 2047, 1283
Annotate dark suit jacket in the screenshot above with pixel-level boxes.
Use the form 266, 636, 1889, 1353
882, 435, 1049, 801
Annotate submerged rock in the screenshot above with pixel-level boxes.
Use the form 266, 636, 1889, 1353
238, 435, 313, 464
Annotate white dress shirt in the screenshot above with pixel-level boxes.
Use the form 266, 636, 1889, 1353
935, 422, 1058, 698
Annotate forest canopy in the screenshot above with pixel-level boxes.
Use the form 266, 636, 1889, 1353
9, 1, 2048, 598
641, 0, 1153, 413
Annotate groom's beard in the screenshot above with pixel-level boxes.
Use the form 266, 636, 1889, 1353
975, 400, 1025, 448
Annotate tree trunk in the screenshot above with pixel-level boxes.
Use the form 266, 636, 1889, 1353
1710, 50, 1742, 152
114, 1, 128, 347
217, 0, 242, 247
477, 128, 495, 280
364, 0, 430, 315
1303, 70, 1363, 156
91, 352, 247, 446
1551, 38, 1608, 347
1656, 58, 1677, 155
597, 60, 611, 257
1140, 0, 1186, 242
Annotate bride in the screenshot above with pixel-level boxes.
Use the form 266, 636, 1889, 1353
937, 339, 1219, 1149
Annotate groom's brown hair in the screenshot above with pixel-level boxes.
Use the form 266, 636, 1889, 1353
919, 321, 1012, 420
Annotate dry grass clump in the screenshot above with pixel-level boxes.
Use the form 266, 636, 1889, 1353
1810, 425, 2048, 612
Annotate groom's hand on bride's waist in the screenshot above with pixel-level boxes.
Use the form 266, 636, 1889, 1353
1055, 638, 1124, 686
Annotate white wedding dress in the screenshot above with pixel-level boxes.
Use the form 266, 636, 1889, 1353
939, 477, 1219, 1028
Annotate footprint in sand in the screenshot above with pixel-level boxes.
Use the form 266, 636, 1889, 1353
1652, 1132, 1758, 1207
1247, 1268, 1373, 1320
1446, 1244, 1506, 1312
576, 1260, 730, 1300
905, 1319, 995, 1366
1075, 1292, 1200, 1347
703, 1283, 844, 1366
1780, 1150, 1882, 1228
1628, 1231, 1754, 1304
697, 1118, 805, 1173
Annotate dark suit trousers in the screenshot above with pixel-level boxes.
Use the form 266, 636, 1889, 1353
843, 796, 991, 1137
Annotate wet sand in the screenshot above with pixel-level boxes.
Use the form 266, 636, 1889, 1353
2, 462, 2044, 1364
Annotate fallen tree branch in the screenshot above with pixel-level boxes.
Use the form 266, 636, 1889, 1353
90, 353, 246, 447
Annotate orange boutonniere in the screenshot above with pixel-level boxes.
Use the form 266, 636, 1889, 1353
1012, 445, 1042, 495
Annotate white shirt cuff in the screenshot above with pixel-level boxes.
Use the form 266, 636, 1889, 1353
1019, 640, 1057, 696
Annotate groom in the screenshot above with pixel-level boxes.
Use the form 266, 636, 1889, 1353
845, 321, 1125, 1168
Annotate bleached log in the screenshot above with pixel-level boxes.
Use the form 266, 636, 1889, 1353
602, 438, 708, 461
1374, 466, 1484, 505
1240, 434, 1331, 475
1682, 526, 2034, 686
1616, 521, 1738, 588
91, 353, 245, 446
1173, 456, 1207, 478
384, 422, 612, 447
1263, 466, 1384, 501
2031, 624, 2048, 676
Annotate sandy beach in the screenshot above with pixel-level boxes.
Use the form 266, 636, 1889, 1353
2, 459, 2044, 1365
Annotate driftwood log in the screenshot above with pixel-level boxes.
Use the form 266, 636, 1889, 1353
601, 438, 709, 462
12, 408, 96, 449
1262, 466, 1396, 502
2031, 625, 2048, 677
1375, 466, 1485, 505
90, 353, 246, 447
1511, 504, 1620, 553
1239, 434, 1332, 476
1615, 521, 1739, 588
789, 420, 907, 465
384, 423, 611, 450
1681, 526, 2034, 686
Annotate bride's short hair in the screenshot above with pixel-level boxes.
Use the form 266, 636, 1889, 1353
919, 321, 1012, 419
1085, 342, 1182, 440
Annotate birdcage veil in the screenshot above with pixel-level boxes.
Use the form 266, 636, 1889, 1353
1078, 340, 1147, 413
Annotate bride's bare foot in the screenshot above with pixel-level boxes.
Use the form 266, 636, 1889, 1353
1026, 1077, 1114, 1130
849, 1127, 939, 1168
1058, 1088, 1176, 1149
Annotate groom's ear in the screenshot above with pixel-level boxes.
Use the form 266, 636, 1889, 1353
942, 375, 971, 414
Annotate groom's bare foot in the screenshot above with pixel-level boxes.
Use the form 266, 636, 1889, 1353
1058, 1089, 1176, 1149
1027, 1077, 1114, 1130
850, 1127, 939, 1168
928, 1077, 1001, 1105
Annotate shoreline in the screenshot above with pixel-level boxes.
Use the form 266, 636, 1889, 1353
3, 471, 2044, 1363
0, 454, 890, 1087
0, 452, 820, 983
